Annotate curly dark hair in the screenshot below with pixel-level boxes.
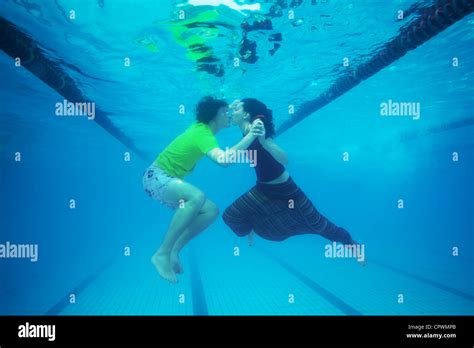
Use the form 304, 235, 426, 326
241, 98, 275, 138
196, 96, 228, 124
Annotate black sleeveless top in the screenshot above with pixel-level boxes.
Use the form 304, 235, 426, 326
248, 138, 285, 182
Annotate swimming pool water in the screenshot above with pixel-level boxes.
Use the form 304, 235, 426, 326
0, 0, 473, 316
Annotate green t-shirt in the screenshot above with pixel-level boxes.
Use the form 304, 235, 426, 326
156, 122, 219, 179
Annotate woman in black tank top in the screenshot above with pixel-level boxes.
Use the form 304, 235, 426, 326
223, 98, 363, 263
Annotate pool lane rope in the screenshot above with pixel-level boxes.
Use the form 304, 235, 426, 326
0, 16, 148, 160
276, 0, 474, 136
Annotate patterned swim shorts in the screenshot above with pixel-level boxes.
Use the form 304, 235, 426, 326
142, 163, 180, 209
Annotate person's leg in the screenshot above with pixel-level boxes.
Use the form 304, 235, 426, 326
151, 180, 207, 283
313, 222, 355, 245
281, 187, 365, 265
222, 193, 254, 237
269, 181, 356, 244
249, 179, 356, 244
170, 199, 219, 273
224, 187, 291, 242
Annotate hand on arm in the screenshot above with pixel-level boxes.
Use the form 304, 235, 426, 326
207, 119, 265, 167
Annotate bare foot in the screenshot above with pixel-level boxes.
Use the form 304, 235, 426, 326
151, 251, 177, 283
170, 251, 183, 274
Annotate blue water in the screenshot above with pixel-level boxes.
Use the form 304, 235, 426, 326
0, 0, 473, 315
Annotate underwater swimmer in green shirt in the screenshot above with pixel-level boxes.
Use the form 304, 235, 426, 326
143, 96, 264, 283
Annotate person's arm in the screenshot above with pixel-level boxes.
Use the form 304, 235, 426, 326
258, 137, 288, 165
207, 120, 264, 167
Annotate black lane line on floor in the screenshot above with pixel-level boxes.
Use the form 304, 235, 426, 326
373, 260, 474, 302
188, 247, 209, 316
44, 258, 116, 315
257, 247, 363, 315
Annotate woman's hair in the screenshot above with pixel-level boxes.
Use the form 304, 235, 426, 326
241, 98, 275, 138
196, 96, 228, 124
